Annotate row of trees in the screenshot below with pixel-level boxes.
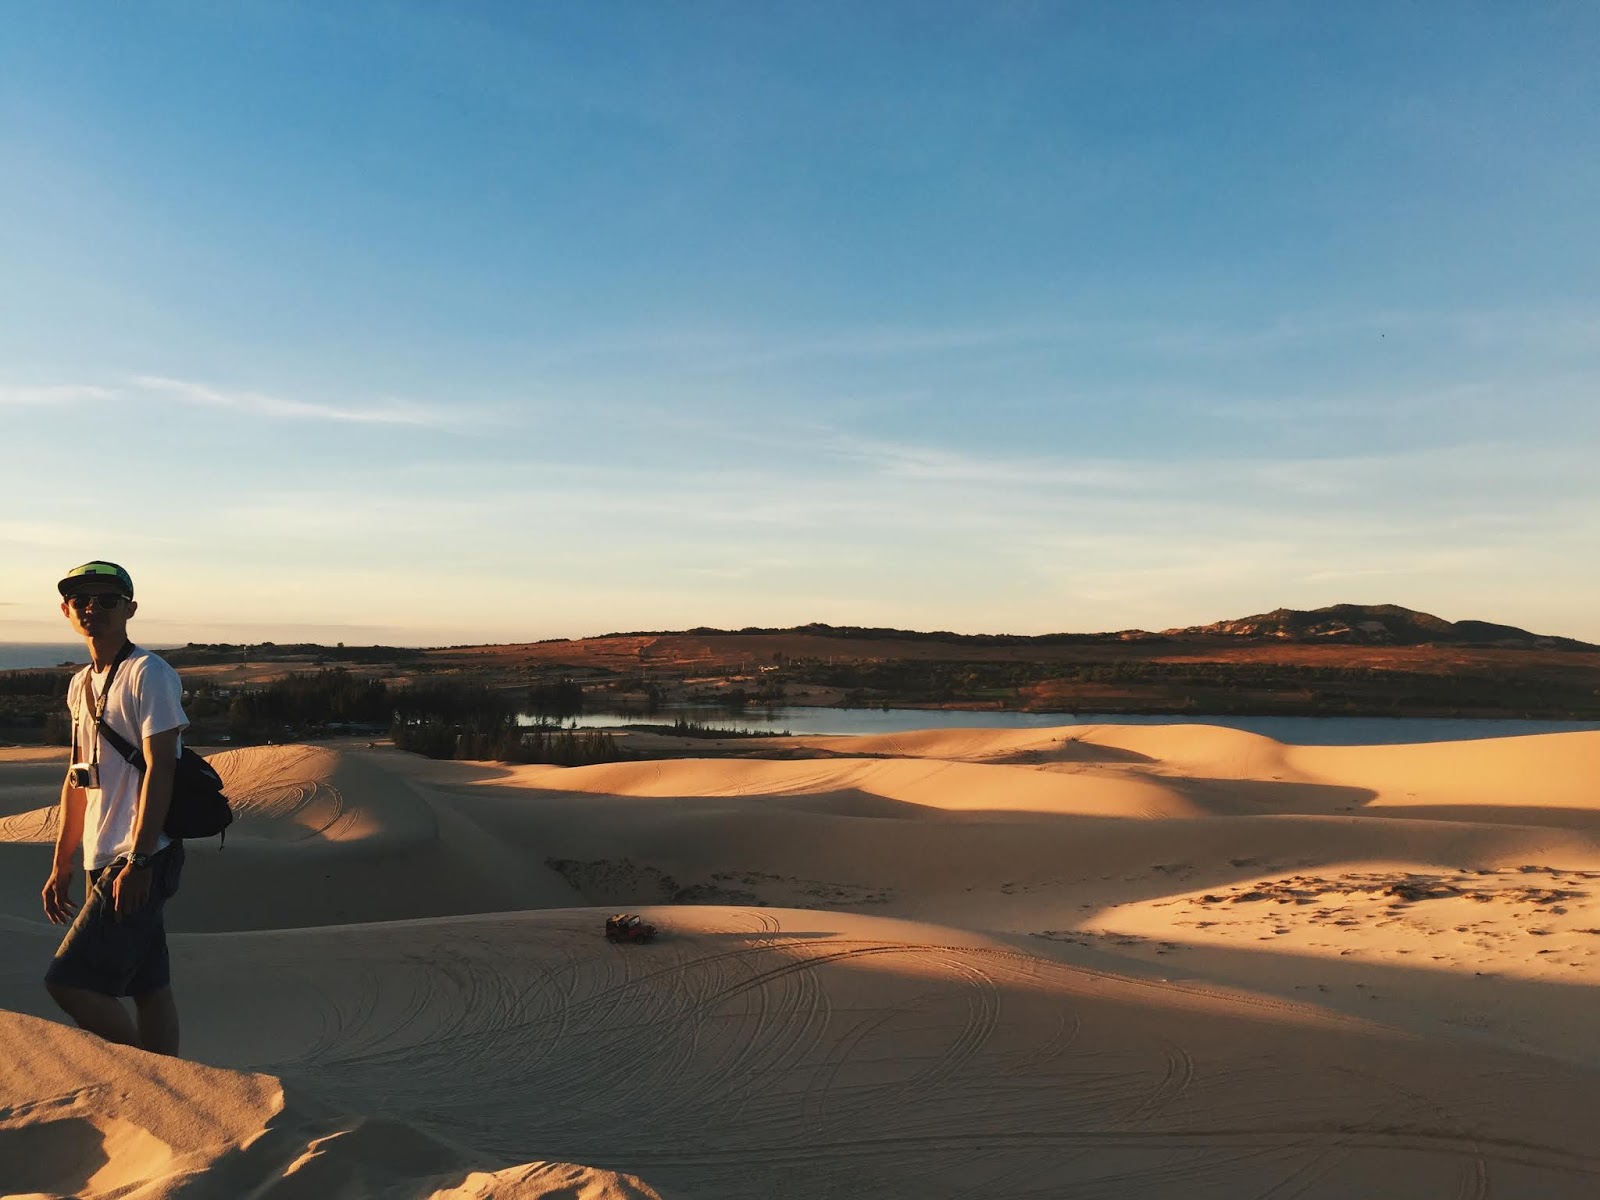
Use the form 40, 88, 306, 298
205, 669, 608, 762
219, 669, 393, 730
2, 666, 601, 753
0, 672, 69, 697
768, 656, 1600, 717
208, 670, 581, 731
389, 719, 620, 765
0, 672, 72, 743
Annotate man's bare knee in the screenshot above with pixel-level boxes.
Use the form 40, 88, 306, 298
45, 979, 94, 1014
45, 982, 140, 1046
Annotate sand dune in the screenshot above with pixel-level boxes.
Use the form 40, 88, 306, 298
0, 1009, 659, 1199
4, 725, 1600, 1197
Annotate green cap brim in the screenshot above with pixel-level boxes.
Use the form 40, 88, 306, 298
58, 561, 134, 598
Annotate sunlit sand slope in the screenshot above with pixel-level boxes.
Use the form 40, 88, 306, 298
4, 727, 1600, 1197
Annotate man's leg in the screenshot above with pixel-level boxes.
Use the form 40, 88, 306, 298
46, 853, 180, 1053
45, 982, 140, 1046
133, 986, 180, 1056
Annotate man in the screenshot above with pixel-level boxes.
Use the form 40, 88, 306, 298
41, 560, 188, 1056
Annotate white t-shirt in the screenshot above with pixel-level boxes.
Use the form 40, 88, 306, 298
67, 645, 188, 870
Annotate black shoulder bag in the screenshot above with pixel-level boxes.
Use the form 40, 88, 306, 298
83, 643, 235, 844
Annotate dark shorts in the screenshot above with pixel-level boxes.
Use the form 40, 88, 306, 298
45, 842, 185, 998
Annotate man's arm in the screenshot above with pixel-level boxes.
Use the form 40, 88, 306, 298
131, 726, 179, 854
112, 726, 180, 917
42, 774, 87, 924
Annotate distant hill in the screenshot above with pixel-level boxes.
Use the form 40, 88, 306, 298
588, 606, 1595, 652
145, 606, 1596, 664
1161, 604, 1597, 651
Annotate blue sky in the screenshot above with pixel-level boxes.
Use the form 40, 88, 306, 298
3, 2, 1598, 646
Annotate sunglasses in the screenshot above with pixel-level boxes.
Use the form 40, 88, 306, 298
67, 593, 129, 610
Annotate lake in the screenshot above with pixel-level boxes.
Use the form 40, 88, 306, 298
552, 705, 1600, 746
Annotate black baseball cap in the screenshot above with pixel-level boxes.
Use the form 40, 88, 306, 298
58, 561, 135, 598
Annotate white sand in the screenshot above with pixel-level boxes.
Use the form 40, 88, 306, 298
4, 726, 1600, 1197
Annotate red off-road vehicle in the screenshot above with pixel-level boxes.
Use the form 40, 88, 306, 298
605, 913, 657, 943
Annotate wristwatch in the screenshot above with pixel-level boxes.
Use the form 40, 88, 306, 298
128, 852, 152, 870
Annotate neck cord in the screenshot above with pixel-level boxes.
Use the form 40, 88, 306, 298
81, 641, 135, 771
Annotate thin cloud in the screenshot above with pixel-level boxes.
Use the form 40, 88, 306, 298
0, 384, 117, 406
132, 376, 450, 426
562, 304, 1600, 380
820, 434, 1154, 489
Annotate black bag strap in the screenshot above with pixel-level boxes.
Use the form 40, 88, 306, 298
98, 713, 146, 771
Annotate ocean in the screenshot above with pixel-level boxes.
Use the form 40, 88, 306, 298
0, 643, 89, 671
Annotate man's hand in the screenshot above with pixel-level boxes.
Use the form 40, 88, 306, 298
42, 868, 78, 925
112, 862, 152, 919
